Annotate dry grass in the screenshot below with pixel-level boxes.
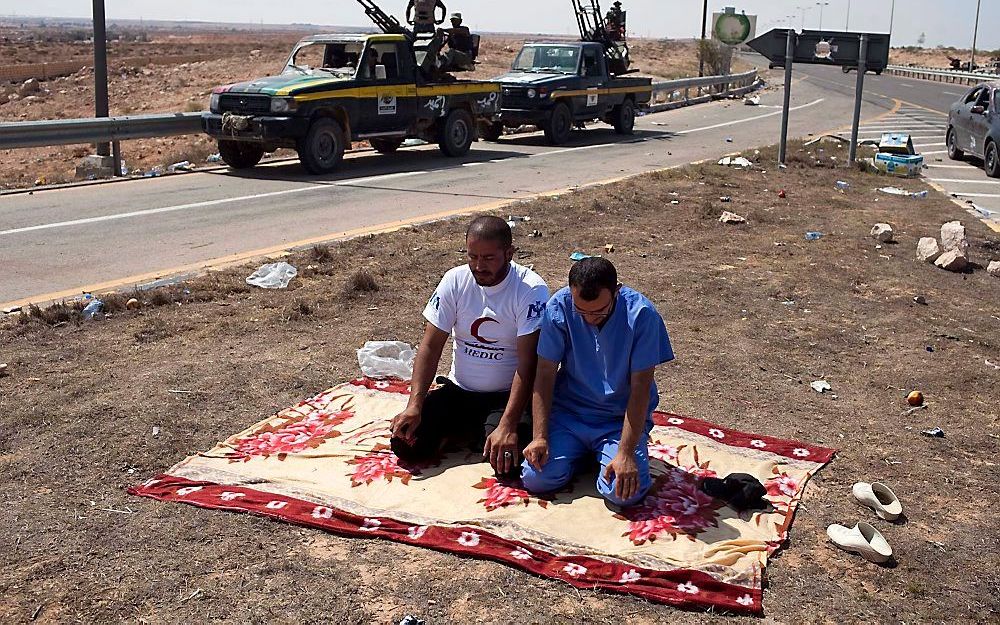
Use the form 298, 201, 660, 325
3, 140, 999, 623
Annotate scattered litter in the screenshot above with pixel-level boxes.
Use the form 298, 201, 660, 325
926, 346, 935, 352
507, 215, 531, 223
920, 427, 945, 438
743, 95, 761, 106
126, 298, 141, 310
724, 137, 734, 143
719, 211, 747, 224
907, 391, 924, 407
245, 262, 298, 289
778, 189, 787, 199
81, 299, 104, 320
398, 616, 426, 625
167, 160, 194, 173
651, 121, 669, 126
143, 166, 164, 178
181, 588, 203, 603
0, 363, 7, 376
670, 200, 680, 205
835, 180, 851, 191
719, 196, 732, 203
357, 341, 415, 380
878, 187, 927, 199
805, 231, 823, 241
569, 251, 592, 262
985, 359, 1000, 371
528, 229, 542, 238
206, 153, 223, 163
152, 426, 161, 436
903, 405, 927, 417
810, 380, 832, 394
604, 243, 615, 253
870, 223, 894, 243
718, 156, 753, 168
913, 295, 927, 305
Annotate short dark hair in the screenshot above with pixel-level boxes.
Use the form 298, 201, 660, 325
466, 215, 512, 248
569, 257, 617, 301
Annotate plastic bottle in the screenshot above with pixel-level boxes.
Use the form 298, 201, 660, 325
82, 299, 104, 320
805, 232, 824, 241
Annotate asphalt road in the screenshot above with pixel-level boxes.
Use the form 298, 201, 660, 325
1, 64, 991, 309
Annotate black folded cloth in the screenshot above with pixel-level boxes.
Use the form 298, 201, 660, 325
700, 472, 769, 511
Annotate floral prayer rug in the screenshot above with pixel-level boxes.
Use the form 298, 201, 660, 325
130, 379, 835, 614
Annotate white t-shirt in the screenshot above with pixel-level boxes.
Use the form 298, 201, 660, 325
423, 262, 549, 393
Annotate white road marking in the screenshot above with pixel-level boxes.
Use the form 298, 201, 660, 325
943, 91, 963, 96
531, 143, 610, 157
929, 178, 1000, 185
950, 192, 1000, 198
921, 150, 949, 155
914, 143, 946, 148
0, 171, 425, 237
925, 164, 977, 168
676, 98, 825, 134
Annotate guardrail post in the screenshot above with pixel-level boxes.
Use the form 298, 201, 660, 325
111, 141, 123, 177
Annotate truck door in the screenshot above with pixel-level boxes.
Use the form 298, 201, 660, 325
967, 87, 992, 157
356, 41, 417, 135
579, 46, 606, 118
955, 86, 984, 154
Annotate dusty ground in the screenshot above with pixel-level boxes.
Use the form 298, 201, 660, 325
0, 26, 732, 190
2, 140, 999, 623
889, 46, 1000, 69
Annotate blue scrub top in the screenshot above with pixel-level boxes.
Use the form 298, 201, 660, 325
537, 285, 674, 422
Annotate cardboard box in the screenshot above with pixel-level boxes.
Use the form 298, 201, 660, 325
872, 152, 924, 178
878, 133, 916, 155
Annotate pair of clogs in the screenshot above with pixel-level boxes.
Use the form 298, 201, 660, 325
826, 482, 903, 564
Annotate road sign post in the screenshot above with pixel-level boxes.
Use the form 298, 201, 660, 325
749, 27, 889, 165
848, 33, 869, 163
778, 30, 795, 165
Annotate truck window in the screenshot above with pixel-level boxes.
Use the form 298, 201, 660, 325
583, 48, 601, 77
290, 43, 325, 71
965, 87, 984, 105
287, 41, 362, 78
359, 42, 401, 81
512, 45, 580, 74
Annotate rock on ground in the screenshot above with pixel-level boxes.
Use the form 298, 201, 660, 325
940, 220, 969, 254
935, 249, 968, 272
18, 78, 41, 96
871, 223, 894, 243
916, 237, 941, 263
988, 260, 1000, 277
719, 211, 747, 224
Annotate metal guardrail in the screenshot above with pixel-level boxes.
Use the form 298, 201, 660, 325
0, 69, 761, 151
884, 65, 999, 86
647, 69, 761, 113
0, 112, 203, 149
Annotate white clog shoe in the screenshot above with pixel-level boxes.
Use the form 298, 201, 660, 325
826, 521, 893, 564
852, 481, 903, 521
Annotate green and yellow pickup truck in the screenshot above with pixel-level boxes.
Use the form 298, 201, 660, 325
203, 33, 501, 174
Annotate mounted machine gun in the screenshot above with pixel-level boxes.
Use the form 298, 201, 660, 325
571, 0, 632, 75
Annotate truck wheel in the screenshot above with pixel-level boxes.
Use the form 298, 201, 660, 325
370, 138, 404, 154
218, 140, 264, 169
297, 118, 345, 174
480, 121, 504, 142
438, 109, 475, 157
612, 99, 636, 135
543, 103, 572, 145
986, 141, 1000, 179
946, 128, 964, 161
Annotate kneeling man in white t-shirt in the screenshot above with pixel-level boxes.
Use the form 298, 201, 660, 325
390, 216, 549, 477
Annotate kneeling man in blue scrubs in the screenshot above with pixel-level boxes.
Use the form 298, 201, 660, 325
521, 257, 674, 507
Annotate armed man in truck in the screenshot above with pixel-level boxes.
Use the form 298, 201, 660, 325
407, 0, 448, 34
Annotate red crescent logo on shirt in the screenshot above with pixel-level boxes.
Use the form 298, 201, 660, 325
470, 317, 500, 344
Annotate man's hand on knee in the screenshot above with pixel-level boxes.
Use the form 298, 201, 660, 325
484, 425, 519, 475
390, 405, 422, 445
604, 452, 640, 502
522, 437, 550, 471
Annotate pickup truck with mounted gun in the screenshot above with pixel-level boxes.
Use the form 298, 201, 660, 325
202, 1, 499, 174
483, 0, 652, 145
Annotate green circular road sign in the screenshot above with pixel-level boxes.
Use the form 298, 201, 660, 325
714, 13, 753, 46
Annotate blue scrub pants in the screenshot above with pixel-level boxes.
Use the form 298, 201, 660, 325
520, 412, 652, 507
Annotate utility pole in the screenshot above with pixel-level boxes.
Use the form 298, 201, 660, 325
699, 0, 708, 77
92, 0, 109, 157
889, 0, 895, 37
971, 0, 981, 69
846, 0, 852, 30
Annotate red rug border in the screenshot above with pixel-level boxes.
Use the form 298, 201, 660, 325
129, 474, 763, 614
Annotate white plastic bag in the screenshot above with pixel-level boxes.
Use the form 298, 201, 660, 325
246, 262, 298, 289
357, 341, 415, 380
